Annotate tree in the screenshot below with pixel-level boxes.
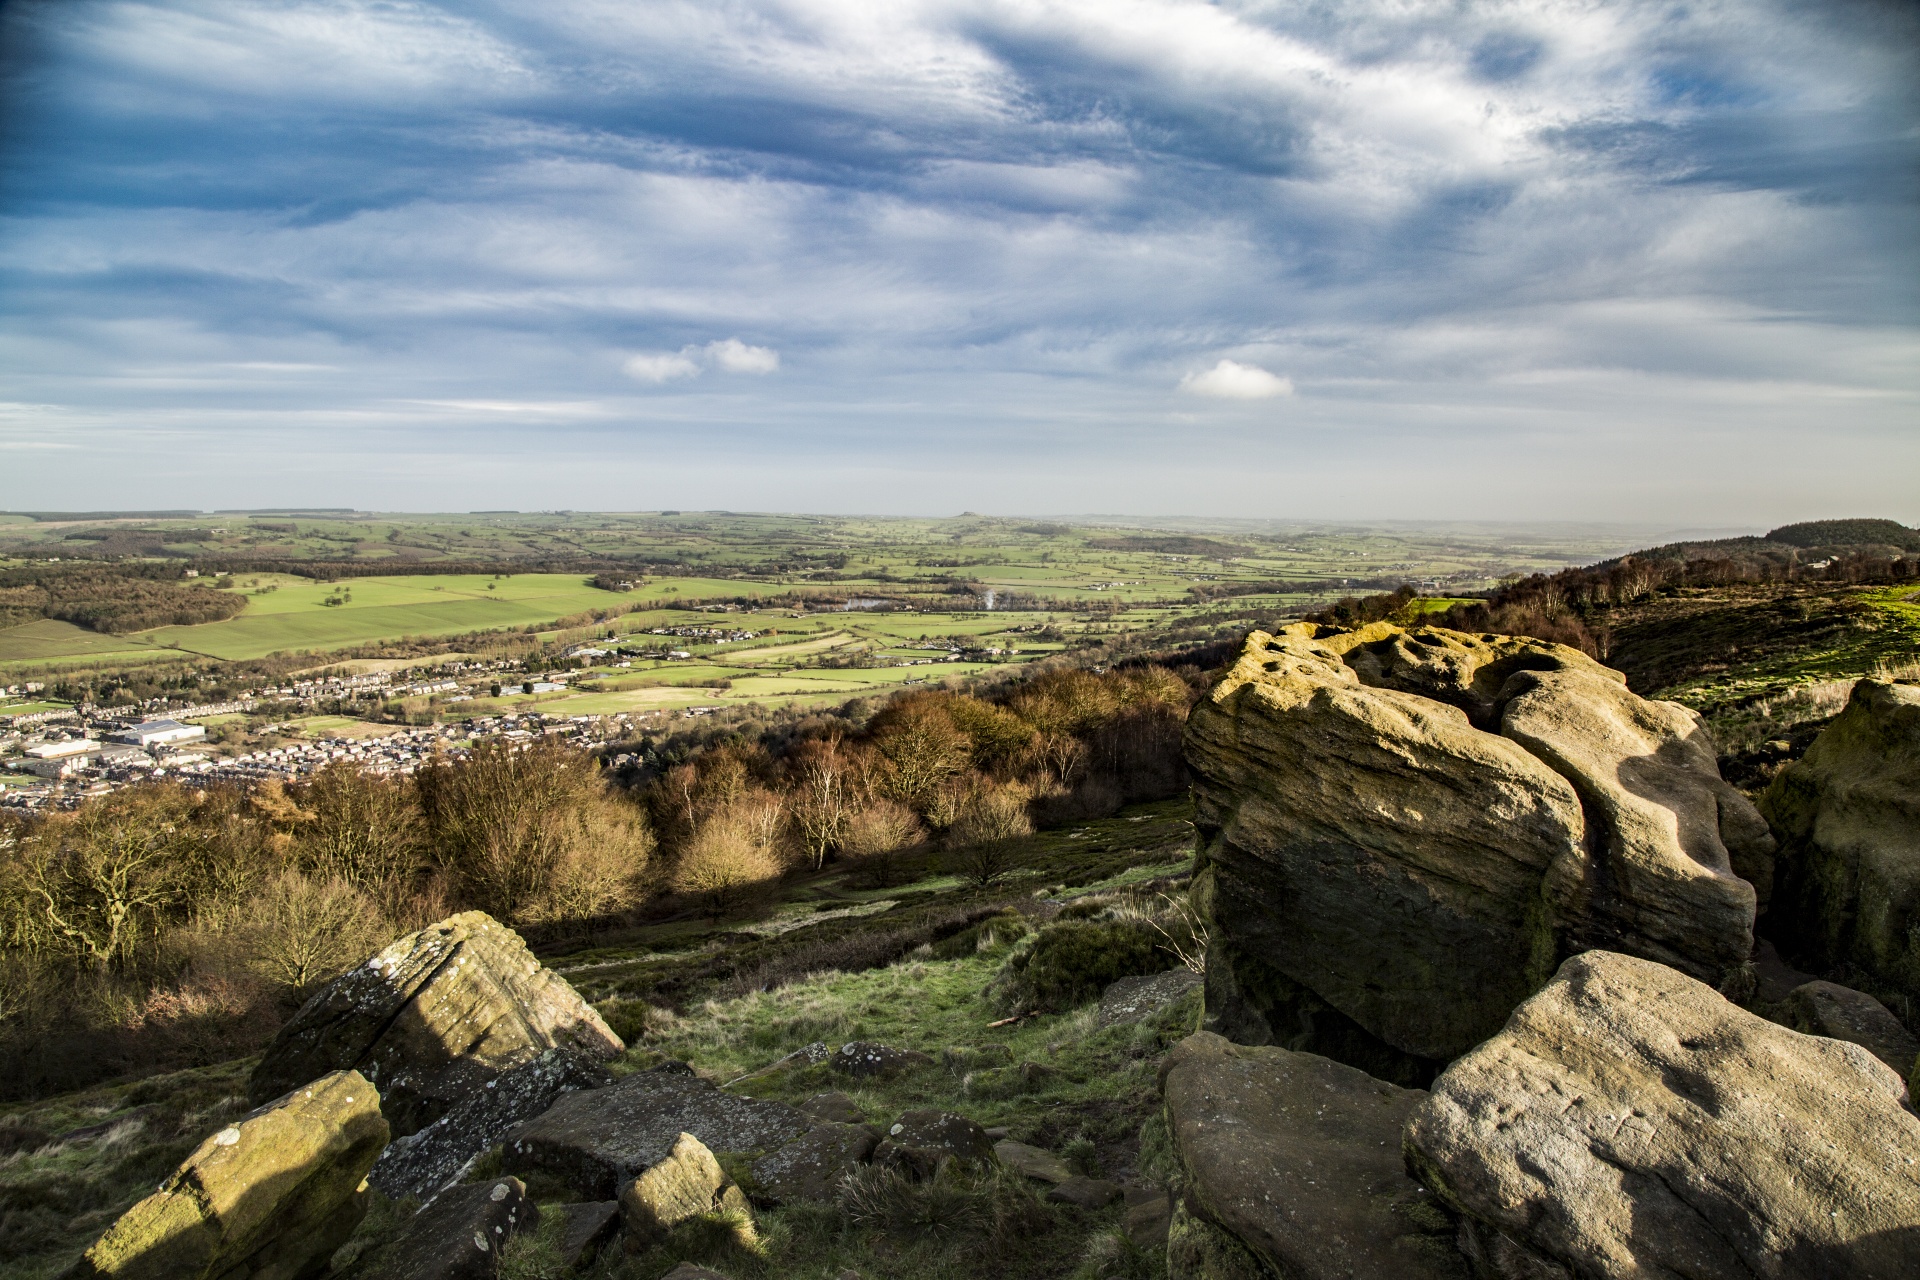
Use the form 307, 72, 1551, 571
11, 803, 189, 974
789, 736, 851, 871
870, 696, 971, 812
294, 762, 424, 918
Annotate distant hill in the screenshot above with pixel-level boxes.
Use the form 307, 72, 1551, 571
1764, 518, 1920, 551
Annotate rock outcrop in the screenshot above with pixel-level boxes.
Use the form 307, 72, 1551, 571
249, 912, 623, 1136
356, 1177, 537, 1280
1405, 950, 1920, 1280
870, 1109, 992, 1180
1098, 969, 1203, 1027
748, 1121, 877, 1203
1781, 979, 1920, 1080
75, 1071, 388, 1280
1763, 678, 1920, 1011
1185, 623, 1763, 1068
1160, 1032, 1468, 1280
503, 1063, 811, 1199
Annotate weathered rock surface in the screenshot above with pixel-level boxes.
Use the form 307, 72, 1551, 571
369, 1046, 610, 1201
1405, 950, 1920, 1280
1186, 624, 1763, 1067
1047, 1176, 1122, 1209
619, 1132, 746, 1247
550, 1201, 619, 1271
357, 1177, 537, 1280
797, 1091, 866, 1125
871, 1109, 992, 1180
1501, 665, 1764, 969
1097, 969, 1203, 1027
994, 1139, 1072, 1184
1763, 678, 1920, 1012
1124, 1187, 1172, 1251
503, 1064, 810, 1199
830, 1041, 934, 1079
249, 912, 623, 1135
1161, 1031, 1468, 1280
1781, 980, 1920, 1079
748, 1121, 876, 1203
75, 1070, 388, 1280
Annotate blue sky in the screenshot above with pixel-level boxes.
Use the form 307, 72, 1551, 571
1, 0, 1915, 521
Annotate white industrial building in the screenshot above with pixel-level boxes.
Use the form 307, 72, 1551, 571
24, 737, 100, 759
114, 719, 207, 747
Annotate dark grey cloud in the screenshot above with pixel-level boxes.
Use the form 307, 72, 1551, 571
0, 0, 1914, 521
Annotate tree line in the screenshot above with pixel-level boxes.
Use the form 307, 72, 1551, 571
0, 659, 1202, 1100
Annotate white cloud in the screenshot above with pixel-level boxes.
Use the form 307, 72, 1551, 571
623, 351, 702, 382
705, 338, 779, 374
1180, 359, 1294, 400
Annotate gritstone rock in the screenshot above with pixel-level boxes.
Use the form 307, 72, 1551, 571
368, 1046, 610, 1202
747, 1121, 877, 1203
1098, 969, 1203, 1027
1405, 950, 1920, 1280
550, 1201, 619, 1271
1780, 979, 1920, 1082
1185, 624, 1763, 1070
73, 1070, 388, 1280
1763, 679, 1920, 1013
503, 1063, 810, 1199
797, 1091, 866, 1125
1125, 1188, 1173, 1251
1160, 1031, 1468, 1280
248, 911, 623, 1136
871, 1109, 992, 1181
1047, 1176, 1122, 1209
619, 1132, 745, 1247
994, 1139, 1073, 1184
356, 1177, 537, 1280
829, 1041, 934, 1079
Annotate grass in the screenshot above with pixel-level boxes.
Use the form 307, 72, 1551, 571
4, 799, 1197, 1280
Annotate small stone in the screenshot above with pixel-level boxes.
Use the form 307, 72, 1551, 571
1097, 969, 1203, 1027
660, 1265, 733, 1280
830, 1041, 935, 1080
551, 1201, 619, 1271
1046, 1176, 1122, 1209
993, 1140, 1073, 1185
1125, 1192, 1172, 1250
797, 1091, 865, 1125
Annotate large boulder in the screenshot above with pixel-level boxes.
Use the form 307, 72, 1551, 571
1185, 624, 1762, 1070
619, 1132, 749, 1247
1780, 980, 1920, 1080
1160, 1032, 1468, 1280
503, 1063, 811, 1199
248, 912, 623, 1136
1763, 678, 1920, 1011
74, 1070, 388, 1280
1405, 950, 1920, 1280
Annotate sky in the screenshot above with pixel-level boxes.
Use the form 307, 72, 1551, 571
0, 0, 1915, 522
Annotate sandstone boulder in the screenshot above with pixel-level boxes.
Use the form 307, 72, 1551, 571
619, 1132, 748, 1247
1098, 969, 1203, 1028
1185, 624, 1762, 1068
74, 1070, 388, 1280
503, 1063, 810, 1199
1405, 950, 1920, 1280
1160, 1031, 1468, 1280
797, 1091, 866, 1125
994, 1139, 1073, 1184
1781, 980, 1920, 1080
356, 1177, 537, 1280
1763, 678, 1920, 1012
748, 1121, 877, 1203
249, 912, 623, 1135
368, 1046, 610, 1202
1047, 1176, 1122, 1208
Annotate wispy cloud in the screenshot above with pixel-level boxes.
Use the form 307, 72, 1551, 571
0, 0, 1913, 519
